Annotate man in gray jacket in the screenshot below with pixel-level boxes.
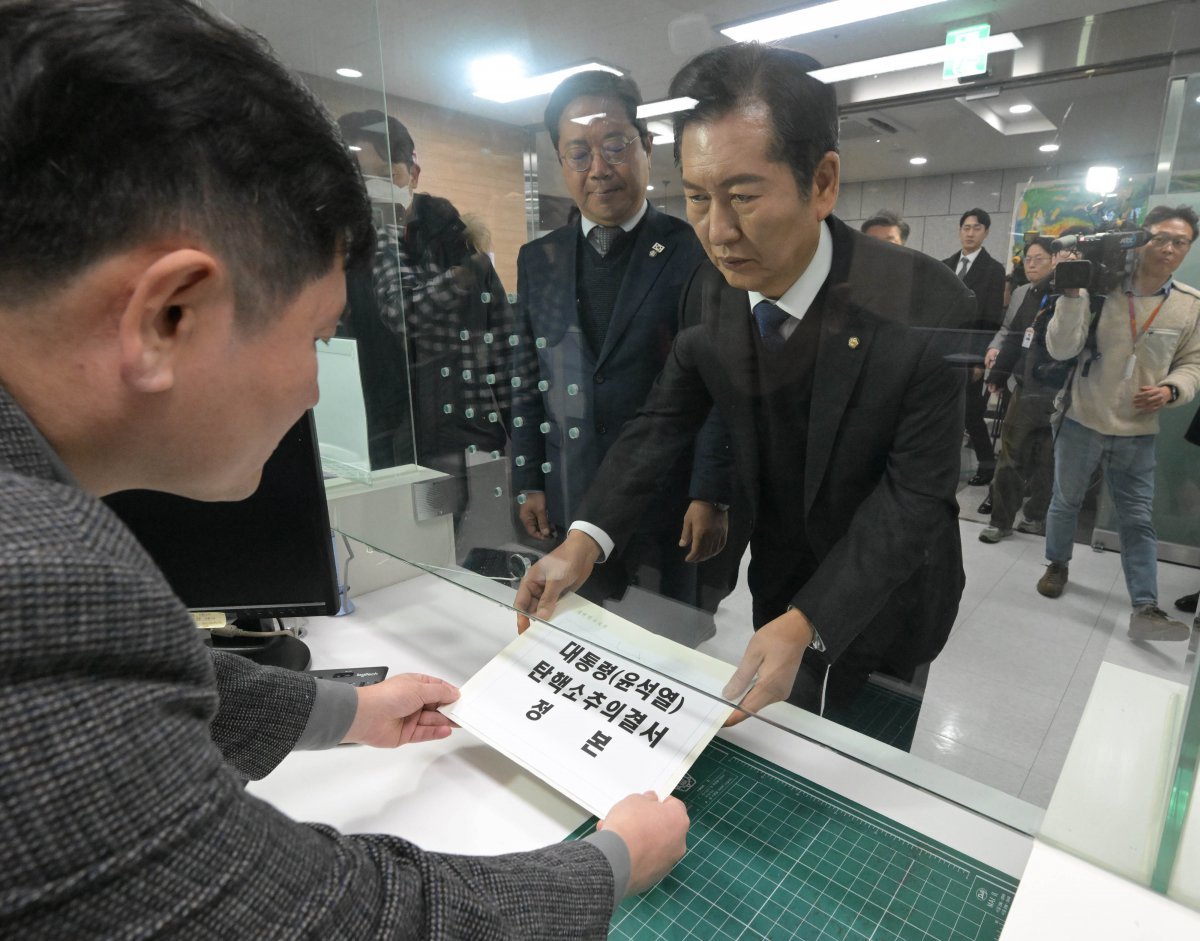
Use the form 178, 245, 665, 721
0, 1, 686, 938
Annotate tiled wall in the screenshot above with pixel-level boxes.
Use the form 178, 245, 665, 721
650, 155, 1160, 273
838, 155, 1157, 268
842, 169, 1018, 267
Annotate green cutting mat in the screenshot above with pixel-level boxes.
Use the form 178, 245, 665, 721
568, 739, 1018, 940
823, 682, 920, 751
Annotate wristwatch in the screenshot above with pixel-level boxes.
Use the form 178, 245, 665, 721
1165, 383, 1179, 403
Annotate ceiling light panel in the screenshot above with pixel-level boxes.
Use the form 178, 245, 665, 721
721, 0, 950, 43
809, 33, 1022, 84
473, 62, 622, 104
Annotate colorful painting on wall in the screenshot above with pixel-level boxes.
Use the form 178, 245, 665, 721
1008, 177, 1154, 267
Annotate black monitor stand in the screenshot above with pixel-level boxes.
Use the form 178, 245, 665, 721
208, 617, 312, 672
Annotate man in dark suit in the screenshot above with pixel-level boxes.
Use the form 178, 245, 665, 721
513, 70, 735, 619
944, 208, 1007, 486
516, 44, 973, 726
0, 2, 687, 936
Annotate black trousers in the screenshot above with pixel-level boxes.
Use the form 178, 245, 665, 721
989, 387, 1055, 529
964, 374, 996, 470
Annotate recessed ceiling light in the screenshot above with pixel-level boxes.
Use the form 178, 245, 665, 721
348, 145, 362, 152
646, 184, 655, 191
1039, 143, 1060, 153
809, 33, 1022, 84
336, 67, 363, 79
1008, 103, 1033, 114
472, 59, 621, 103
910, 156, 928, 165
721, 0, 950, 43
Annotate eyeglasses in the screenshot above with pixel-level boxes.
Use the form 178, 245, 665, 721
560, 135, 641, 172
960, 223, 986, 232
1148, 233, 1193, 251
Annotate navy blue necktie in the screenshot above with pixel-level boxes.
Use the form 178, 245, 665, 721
754, 300, 790, 351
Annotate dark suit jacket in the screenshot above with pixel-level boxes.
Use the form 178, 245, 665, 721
0, 388, 616, 938
578, 216, 973, 671
943, 246, 1007, 361
513, 205, 729, 531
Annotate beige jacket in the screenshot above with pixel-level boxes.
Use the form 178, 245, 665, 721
1047, 279, 1200, 436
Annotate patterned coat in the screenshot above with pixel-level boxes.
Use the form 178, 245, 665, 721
0, 387, 614, 939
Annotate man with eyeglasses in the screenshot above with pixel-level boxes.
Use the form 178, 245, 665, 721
1037, 205, 1200, 642
944, 209, 1007, 488
515, 45, 974, 734
511, 70, 738, 632
979, 237, 1066, 542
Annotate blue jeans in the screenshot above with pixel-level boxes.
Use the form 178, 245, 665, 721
1045, 419, 1159, 607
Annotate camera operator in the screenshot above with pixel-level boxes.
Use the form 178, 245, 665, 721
1037, 205, 1200, 642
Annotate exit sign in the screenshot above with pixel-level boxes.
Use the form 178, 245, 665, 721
944, 23, 991, 80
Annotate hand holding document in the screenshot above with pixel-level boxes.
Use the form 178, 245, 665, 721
441, 614, 735, 817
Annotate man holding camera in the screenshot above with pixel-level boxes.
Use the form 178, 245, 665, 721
1037, 206, 1200, 642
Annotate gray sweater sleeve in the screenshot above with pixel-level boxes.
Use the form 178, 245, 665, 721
294, 677, 358, 750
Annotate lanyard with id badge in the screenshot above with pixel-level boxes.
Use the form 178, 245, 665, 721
1022, 293, 1052, 349
1123, 291, 1167, 380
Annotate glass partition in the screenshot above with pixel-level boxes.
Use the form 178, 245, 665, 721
210, 0, 1200, 904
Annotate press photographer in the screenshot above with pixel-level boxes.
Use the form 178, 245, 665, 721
1036, 205, 1200, 643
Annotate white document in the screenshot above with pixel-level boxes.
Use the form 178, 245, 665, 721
441, 619, 734, 817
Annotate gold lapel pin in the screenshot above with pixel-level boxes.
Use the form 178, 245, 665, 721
848, 336, 860, 349
649, 242, 665, 257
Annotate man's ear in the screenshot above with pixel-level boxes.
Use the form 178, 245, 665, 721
812, 151, 841, 219
117, 249, 230, 394
407, 161, 421, 189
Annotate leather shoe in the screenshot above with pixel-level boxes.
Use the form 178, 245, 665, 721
976, 496, 993, 514
967, 470, 994, 487
1175, 591, 1198, 614
1037, 562, 1068, 598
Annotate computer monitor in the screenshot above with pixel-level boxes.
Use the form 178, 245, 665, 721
104, 411, 339, 671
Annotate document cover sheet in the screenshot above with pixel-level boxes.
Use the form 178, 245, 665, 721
441, 619, 733, 816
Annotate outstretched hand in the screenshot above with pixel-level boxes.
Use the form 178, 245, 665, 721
342, 673, 460, 748
514, 530, 601, 632
721, 608, 814, 727
598, 791, 690, 894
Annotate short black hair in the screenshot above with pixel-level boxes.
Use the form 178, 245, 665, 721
544, 71, 648, 150
860, 209, 910, 244
338, 110, 416, 168
1023, 237, 1054, 258
959, 208, 992, 230
1144, 204, 1199, 242
667, 43, 838, 195
0, 0, 374, 323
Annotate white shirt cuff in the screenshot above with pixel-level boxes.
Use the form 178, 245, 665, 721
568, 521, 614, 563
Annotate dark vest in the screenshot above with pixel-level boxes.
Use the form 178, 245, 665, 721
749, 293, 825, 607
575, 221, 642, 356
